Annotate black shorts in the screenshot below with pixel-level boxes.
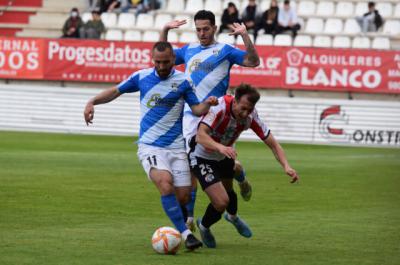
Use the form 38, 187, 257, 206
190, 156, 235, 190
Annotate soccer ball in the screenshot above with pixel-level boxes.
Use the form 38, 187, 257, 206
151, 226, 182, 254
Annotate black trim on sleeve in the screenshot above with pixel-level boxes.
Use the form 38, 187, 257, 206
261, 130, 271, 141
198, 121, 213, 131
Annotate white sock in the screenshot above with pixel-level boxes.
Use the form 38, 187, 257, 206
227, 213, 237, 221
181, 229, 191, 240
186, 217, 194, 223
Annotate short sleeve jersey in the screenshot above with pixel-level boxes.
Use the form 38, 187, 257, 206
193, 95, 270, 160
117, 68, 199, 149
174, 42, 247, 109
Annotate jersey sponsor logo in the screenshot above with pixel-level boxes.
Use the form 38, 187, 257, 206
188, 59, 201, 74
171, 82, 179, 92
146, 93, 176, 108
188, 59, 214, 74
205, 173, 215, 182
212, 49, 220, 57
214, 125, 237, 143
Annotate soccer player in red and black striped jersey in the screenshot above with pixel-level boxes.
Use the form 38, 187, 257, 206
189, 83, 299, 248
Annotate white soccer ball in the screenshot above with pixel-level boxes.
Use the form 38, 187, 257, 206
151, 226, 182, 254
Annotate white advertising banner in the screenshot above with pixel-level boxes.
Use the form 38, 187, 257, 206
0, 84, 399, 147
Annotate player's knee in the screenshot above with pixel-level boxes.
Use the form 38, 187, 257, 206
234, 160, 243, 173
153, 178, 174, 195
212, 196, 229, 212
176, 192, 190, 205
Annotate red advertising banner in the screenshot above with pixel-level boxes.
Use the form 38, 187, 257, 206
44, 39, 153, 82
0, 37, 45, 79
1, 36, 400, 94
280, 47, 399, 94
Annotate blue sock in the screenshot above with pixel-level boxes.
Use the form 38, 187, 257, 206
234, 168, 246, 183
186, 189, 197, 217
161, 194, 187, 233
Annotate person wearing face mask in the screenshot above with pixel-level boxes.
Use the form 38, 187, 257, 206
62, 7, 84, 38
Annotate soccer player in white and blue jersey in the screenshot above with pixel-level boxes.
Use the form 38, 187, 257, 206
84, 42, 218, 250
160, 10, 260, 228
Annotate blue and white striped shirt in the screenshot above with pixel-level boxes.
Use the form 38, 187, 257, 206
175, 42, 246, 105
117, 68, 199, 149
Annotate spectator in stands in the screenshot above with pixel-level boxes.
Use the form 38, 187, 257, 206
276, 0, 300, 38
99, 0, 121, 13
120, 0, 142, 12
257, 0, 279, 36
87, 0, 99, 10
356, 2, 383, 33
136, 0, 163, 15
80, 9, 105, 39
62, 7, 84, 38
241, 0, 260, 39
219, 2, 240, 34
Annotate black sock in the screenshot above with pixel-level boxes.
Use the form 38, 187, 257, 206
181, 205, 188, 223
201, 203, 223, 229
226, 190, 238, 216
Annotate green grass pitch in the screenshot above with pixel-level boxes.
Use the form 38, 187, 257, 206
1, 131, 399, 265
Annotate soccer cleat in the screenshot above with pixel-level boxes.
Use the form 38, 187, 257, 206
186, 219, 196, 232
185, 234, 203, 250
224, 213, 252, 238
196, 218, 216, 248
239, 179, 252, 201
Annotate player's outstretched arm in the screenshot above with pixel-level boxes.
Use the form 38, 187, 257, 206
229, 22, 260, 67
84, 86, 121, 125
196, 123, 237, 159
159, 20, 187, 41
263, 133, 299, 183
189, 96, 218, 116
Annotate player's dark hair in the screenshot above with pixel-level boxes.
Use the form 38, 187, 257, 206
152, 41, 173, 52
234, 83, 260, 104
368, 1, 375, 8
194, 10, 216, 26
284, 0, 290, 5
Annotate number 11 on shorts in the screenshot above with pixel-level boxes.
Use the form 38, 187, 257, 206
147, 155, 157, 166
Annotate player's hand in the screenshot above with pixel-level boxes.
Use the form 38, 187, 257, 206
164, 20, 186, 30
84, 102, 94, 126
228, 22, 248, 36
285, 166, 299, 183
205, 96, 218, 106
217, 145, 237, 160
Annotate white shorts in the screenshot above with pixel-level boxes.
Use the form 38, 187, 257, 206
137, 144, 191, 187
183, 112, 201, 153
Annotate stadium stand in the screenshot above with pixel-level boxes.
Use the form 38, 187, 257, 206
117, 13, 136, 29
293, 35, 312, 47
274, 34, 292, 46
124, 29, 141, 41
254, 34, 273, 45
0, 0, 399, 102
105, 28, 123, 40
313, 35, 332, 47
217, 32, 236, 44
332, 36, 351, 48
0, 0, 398, 49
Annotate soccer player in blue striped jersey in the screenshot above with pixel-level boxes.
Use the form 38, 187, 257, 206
84, 41, 218, 250
160, 10, 260, 229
